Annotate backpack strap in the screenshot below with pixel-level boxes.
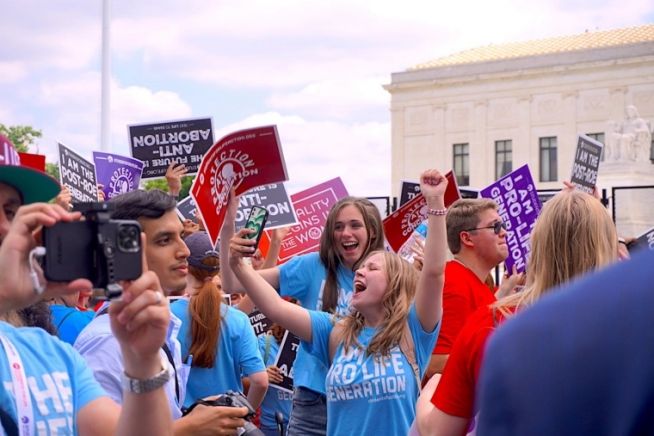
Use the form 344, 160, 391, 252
399, 322, 421, 393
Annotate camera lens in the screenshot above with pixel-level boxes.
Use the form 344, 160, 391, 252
117, 224, 140, 252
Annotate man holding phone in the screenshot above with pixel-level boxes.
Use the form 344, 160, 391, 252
0, 134, 173, 434
74, 189, 249, 434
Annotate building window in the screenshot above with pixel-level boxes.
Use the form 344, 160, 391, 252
495, 140, 512, 179
453, 143, 469, 186
539, 136, 557, 182
586, 132, 605, 161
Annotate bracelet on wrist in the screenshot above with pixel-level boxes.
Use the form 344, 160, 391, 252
427, 207, 447, 216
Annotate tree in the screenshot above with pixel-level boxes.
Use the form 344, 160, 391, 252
0, 124, 43, 153
142, 175, 193, 200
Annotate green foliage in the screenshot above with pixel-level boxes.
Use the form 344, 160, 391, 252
46, 162, 60, 180
0, 124, 42, 153
142, 175, 193, 200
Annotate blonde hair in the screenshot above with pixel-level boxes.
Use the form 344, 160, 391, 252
496, 190, 618, 316
340, 251, 418, 356
446, 198, 498, 254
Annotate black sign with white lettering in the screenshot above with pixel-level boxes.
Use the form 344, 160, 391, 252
249, 310, 272, 337
128, 118, 214, 179
58, 142, 98, 203
399, 181, 420, 206
271, 330, 300, 394
235, 183, 297, 230
176, 196, 198, 222
629, 226, 654, 253
571, 134, 603, 194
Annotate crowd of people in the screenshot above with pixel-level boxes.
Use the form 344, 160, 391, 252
0, 131, 652, 436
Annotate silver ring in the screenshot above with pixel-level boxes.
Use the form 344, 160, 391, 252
154, 291, 163, 305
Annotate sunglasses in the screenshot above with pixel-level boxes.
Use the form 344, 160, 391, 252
464, 221, 507, 235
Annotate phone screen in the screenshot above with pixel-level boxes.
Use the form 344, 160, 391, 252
244, 206, 268, 248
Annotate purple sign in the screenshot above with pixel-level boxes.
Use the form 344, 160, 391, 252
480, 164, 542, 273
93, 151, 144, 200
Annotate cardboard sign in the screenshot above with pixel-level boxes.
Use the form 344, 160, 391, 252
249, 310, 273, 337
18, 152, 46, 172
128, 117, 214, 179
58, 143, 98, 203
191, 125, 288, 246
176, 196, 198, 222
480, 164, 542, 273
629, 227, 654, 253
235, 183, 297, 231
384, 171, 461, 253
265, 177, 349, 264
399, 181, 421, 206
270, 331, 301, 394
93, 151, 144, 200
570, 134, 603, 194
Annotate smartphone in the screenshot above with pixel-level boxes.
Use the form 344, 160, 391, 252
243, 206, 269, 250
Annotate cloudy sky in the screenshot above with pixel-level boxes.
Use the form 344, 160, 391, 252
1, 0, 653, 197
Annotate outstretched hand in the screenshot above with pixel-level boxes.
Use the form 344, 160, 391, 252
165, 161, 188, 197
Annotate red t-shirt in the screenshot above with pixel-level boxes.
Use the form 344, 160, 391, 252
433, 260, 496, 354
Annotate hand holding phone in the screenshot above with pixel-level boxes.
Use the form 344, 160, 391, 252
243, 206, 269, 252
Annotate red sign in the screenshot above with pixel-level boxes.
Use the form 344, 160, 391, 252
383, 170, 460, 252
191, 125, 288, 246
262, 177, 349, 264
18, 152, 47, 173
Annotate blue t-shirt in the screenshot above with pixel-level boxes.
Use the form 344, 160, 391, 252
307, 305, 439, 436
278, 252, 354, 394
171, 299, 265, 408
50, 305, 95, 345
0, 321, 105, 434
257, 334, 293, 431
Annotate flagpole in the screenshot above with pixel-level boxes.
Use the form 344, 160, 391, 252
100, 0, 111, 152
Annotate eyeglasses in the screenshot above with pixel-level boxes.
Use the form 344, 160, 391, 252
464, 221, 507, 235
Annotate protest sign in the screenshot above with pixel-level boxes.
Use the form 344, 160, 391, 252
399, 181, 421, 206
128, 117, 214, 179
271, 331, 301, 394
18, 152, 46, 172
176, 196, 198, 222
93, 151, 144, 200
570, 134, 603, 194
261, 177, 349, 264
235, 183, 297, 230
191, 125, 288, 246
384, 171, 461, 253
58, 143, 98, 203
628, 227, 654, 253
480, 164, 542, 273
249, 310, 272, 337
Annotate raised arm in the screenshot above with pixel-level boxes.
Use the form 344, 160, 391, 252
415, 169, 448, 332
229, 230, 312, 342
219, 192, 280, 294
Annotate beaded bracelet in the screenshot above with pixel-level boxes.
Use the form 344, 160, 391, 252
427, 207, 447, 216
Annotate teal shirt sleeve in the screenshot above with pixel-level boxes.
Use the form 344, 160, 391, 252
304, 310, 334, 365
229, 308, 266, 376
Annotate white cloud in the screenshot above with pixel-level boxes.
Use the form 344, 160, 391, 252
214, 112, 391, 197
267, 76, 389, 120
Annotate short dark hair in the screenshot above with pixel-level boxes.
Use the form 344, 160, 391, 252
109, 189, 177, 221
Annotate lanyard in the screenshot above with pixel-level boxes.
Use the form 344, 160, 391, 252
0, 334, 34, 436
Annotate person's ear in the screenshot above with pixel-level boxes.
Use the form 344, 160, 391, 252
460, 230, 475, 248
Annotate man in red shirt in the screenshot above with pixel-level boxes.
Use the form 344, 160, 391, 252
423, 198, 509, 381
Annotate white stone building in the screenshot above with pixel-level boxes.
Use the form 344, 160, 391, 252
385, 24, 654, 237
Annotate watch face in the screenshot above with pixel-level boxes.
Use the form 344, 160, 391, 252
122, 361, 171, 394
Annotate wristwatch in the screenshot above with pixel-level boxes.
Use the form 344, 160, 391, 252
122, 356, 171, 394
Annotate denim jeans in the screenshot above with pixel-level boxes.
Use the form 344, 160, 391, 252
286, 387, 327, 436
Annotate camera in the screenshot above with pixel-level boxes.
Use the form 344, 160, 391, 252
42, 202, 142, 298
183, 391, 263, 436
